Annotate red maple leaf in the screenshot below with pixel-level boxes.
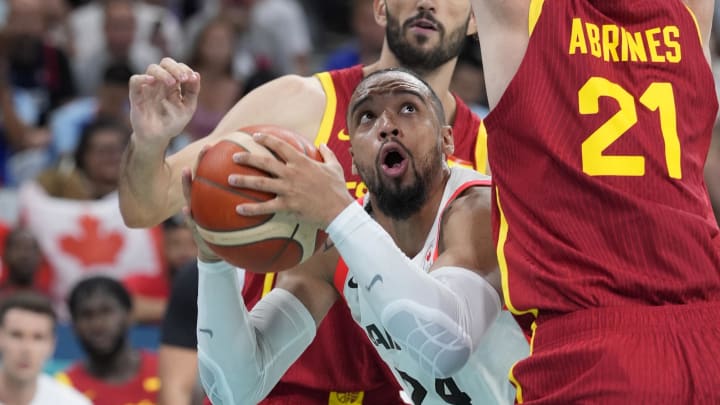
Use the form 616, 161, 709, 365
59, 215, 124, 267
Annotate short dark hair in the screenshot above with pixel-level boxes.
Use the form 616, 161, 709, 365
67, 276, 132, 319
0, 292, 57, 329
349, 67, 447, 126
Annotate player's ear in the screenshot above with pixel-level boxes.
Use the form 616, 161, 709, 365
374, 0, 387, 28
467, 11, 478, 36
441, 126, 454, 157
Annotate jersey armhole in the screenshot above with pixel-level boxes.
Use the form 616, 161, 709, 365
528, 0, 545, 36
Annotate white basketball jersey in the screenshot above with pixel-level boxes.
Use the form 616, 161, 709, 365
340, 167, 530, 404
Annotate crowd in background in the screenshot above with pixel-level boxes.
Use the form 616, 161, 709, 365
0, 0, 716, 403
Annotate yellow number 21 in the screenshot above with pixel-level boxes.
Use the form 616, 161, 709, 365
579, 77, 681, 179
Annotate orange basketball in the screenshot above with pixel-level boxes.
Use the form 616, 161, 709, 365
190, 125, 327, 273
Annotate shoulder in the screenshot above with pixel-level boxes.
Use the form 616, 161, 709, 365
36, 374, 91, 405
443, 185, 492, 224
212, 74, 326, 142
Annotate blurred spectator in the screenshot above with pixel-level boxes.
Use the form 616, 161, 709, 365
0, 227, 51, 300
17, 118, 165, 318
323, 0, 383, 70
0, 0, 76, 185
36, 118, 129, 200
1, 0, 76, 117
0, 292, 90, 404
247, 0, 313, 75
57, 277, 159, 404
157, 261, 206, 405
450, 39, 489, 117
124, 218, 197, 323
49, 62, 133, 161
184, 17, 243, 141
70, 0, 182, 95
186, 0, 312, 77
44, 0, 73, 54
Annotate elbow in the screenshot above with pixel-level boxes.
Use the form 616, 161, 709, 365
431, 339, 473, 378
119, 201, 161, 228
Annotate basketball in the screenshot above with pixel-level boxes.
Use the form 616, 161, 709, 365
190, 125, 327, 273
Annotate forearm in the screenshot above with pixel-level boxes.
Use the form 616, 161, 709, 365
327, 203, 501, 378
197, 260, 316, 404
119, 136, 178, 227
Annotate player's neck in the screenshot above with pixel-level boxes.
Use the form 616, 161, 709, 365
86, 346, 140, 383
365, 51, 458, 124
0, 370, 37, 405
371, 170, 450, 257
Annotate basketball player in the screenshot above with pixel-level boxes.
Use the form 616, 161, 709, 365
188, 68, 529, 404
122, 1, 497, 403
465, 0, 719, 403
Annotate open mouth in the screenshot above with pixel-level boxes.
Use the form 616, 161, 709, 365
380, 143, 409, 178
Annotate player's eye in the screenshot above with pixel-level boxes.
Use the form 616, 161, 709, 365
401, 103, 417, 114
359, 111, 375, 125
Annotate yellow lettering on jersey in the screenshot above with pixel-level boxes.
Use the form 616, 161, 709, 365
585, 22, 602, 58
623, 29, 648, 62
602, 24, 620, 62
569, 19, 681, 64
664, 26, 682, 63
337, 128, 350, 141
355, 182, 368, 198
569, 18, 588, 55
646, 27, 665, 62
329, 391, 364, 405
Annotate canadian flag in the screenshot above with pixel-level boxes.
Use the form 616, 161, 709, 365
18, 182, 164, 306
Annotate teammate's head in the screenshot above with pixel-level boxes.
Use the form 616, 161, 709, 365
0, 292, 56, 384
375, 0, 476, 75
347, 68, 453, 219
68, 276, 132, 362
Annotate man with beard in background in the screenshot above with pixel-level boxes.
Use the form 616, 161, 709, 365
121, 1, 494, 404
57, 276, 160, 405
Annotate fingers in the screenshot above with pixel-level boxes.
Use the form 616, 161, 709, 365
252, 133, 306, 164
228, 172, 282, 194
129, 74, 156, 101
146, 63, 177, 86
232, 151, 285, 177
319, 144, 341, 168
159, 58, 197, 83
236, 199, 283, 217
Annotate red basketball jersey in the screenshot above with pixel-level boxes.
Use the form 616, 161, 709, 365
239, 65, 489, 403
485, 0, 720, 332
57, 350, 159, 405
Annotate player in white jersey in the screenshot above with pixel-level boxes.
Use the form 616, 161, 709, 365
186, 68, 529, 404
337, 167, 528, 404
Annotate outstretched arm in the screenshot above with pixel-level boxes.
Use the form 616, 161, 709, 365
119, 59, 327, 228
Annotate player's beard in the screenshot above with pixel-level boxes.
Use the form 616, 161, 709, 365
386, 8, 469, 76
360, 141, 444, 220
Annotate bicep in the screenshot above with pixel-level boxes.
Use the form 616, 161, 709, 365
431, 187, 499, 290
